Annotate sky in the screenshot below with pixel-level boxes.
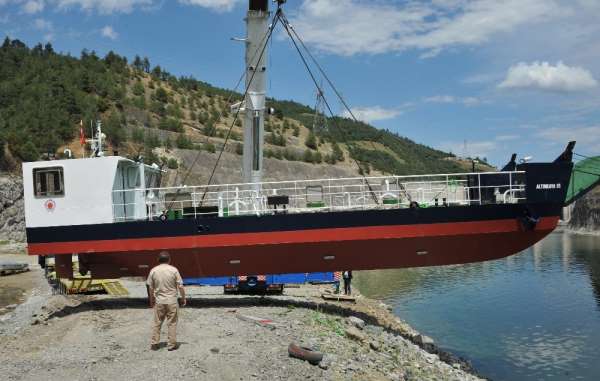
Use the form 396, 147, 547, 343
1, 0, 600, 167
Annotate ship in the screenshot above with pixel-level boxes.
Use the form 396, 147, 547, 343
23, 0, 576, 280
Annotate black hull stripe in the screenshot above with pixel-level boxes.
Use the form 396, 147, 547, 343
26, 202, 562, 244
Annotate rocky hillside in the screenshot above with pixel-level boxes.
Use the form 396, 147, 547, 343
569, 185, 600, 232
0, 175, 24, 243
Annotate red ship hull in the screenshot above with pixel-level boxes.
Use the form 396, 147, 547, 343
39, 216, 558, 279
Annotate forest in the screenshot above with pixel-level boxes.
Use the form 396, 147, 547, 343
0, 37, 470, 175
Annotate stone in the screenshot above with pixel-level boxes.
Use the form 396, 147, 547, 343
347, 316, 365, 330
210, 347, 220, 354
345, 327, 367, 342
369, 340, 381, 352
424, 353, 438, 364
414, 334, 435, 351
365, 325, 384, 336
318, 354, 334, 370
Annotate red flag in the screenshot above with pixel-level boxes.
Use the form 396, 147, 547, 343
79, 120, 85, 145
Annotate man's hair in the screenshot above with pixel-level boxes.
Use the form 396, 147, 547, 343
158, 251, 170, 264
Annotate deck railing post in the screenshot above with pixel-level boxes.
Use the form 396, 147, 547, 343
477, 174, 482, 205
509, 172, 513, 203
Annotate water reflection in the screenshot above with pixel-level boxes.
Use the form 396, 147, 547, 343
355, 231, 600, 381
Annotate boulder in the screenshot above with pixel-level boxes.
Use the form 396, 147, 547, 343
345, 326, 367, 342
347, 316, 365, 330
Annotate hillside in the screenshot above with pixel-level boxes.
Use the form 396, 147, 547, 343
0, 38, 492, 184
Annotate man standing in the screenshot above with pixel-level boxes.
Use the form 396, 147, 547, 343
147, 251, 186, 351
343, 270, 353, 295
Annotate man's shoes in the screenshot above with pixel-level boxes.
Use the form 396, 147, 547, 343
167, 344, 179, 351
150, 344, 160, 351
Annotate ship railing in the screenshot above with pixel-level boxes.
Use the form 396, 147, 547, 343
111, 171, 526, 221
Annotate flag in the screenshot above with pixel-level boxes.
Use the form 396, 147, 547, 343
79, 120, 85, 145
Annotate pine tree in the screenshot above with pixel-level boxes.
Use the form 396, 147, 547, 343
305, 131, 317, 150
142, 57, 150, 73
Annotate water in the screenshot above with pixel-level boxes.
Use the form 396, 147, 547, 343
355, 231, 600, 381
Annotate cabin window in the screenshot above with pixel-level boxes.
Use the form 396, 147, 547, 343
33, 167, 64, 197
127, 166, 141, 188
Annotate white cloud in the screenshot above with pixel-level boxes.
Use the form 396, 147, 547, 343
100, 25, 117, 40
289, 0, 563, 56
33, 17, 52, 30
439, 140, 497, 158
342, 106, 402, 123
424, 95, 482, 106
32, 17, 53, 39
54, 0, 154, 14
178, 0, 241, 12
495, 134, 519, 141
424, 95, 455, 104
537, 126, 600, 151
22, 0, 45, 14
498, 61, 598, 92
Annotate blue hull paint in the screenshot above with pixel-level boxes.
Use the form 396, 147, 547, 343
184, 272, 334, 286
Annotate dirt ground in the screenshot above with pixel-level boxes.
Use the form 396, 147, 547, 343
0, 252, 41, 313
0, 252, 484, 381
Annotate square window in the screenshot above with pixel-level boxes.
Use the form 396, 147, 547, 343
33, 167, 64, 197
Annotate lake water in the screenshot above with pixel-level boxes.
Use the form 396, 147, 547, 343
355, 231, 600, 381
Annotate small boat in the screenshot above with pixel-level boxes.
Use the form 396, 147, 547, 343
22, 0, 575, 280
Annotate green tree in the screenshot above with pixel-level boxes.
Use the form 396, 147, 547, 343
203, 121, 216, 137
235, 143, 243, 155
142, 57, 150, 73
164, 137, 173, 150
302, 149, 313, 163
145, 131, 161, 149
176, 134, 193, 149
203, 142, 216, 153
158, 117, 183, 132
167, 158, 179, 169
154, 87, 168, 103
130, 127, 143, 143
133, 55, 143, 71
305, 132, 317, 150
16, 141, 40, 162
133, 81, 145, 96
103, 112, 126, 147
332, 142, 344, 162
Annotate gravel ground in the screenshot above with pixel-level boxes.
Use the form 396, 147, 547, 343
0, 261, 486, 381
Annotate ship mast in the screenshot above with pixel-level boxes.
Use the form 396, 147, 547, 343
242, 0, 270, 188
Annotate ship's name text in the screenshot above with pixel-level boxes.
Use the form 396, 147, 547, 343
536, 183, 561, 190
